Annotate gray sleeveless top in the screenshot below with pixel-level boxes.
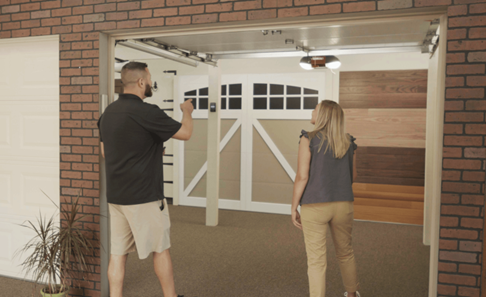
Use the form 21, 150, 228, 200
300, 130, 357, 205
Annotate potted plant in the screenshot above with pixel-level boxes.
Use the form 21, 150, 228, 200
16, 194, 97, 296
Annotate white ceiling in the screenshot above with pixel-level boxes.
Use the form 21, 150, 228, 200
150, 19, 431, 55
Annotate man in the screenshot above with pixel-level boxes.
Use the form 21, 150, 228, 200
98, 62, 194, 297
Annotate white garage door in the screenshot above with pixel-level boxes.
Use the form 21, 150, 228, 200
0, 36, 60, 279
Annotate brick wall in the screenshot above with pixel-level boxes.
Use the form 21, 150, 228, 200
0, 0, 485, 296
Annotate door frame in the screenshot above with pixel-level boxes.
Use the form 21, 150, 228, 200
99, 7, 448, 297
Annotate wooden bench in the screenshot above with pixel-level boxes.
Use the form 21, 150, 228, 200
352, 183, 424, 225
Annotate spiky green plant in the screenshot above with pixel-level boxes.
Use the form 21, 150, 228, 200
16, 193, 97, 296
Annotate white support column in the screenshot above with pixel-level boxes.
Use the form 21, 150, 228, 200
206, 65, 221, 226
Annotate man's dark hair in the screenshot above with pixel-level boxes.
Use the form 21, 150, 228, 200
121, 62, 149, 86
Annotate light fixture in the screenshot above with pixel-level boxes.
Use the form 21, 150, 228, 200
299, 56, 313, 70
299, 55, 341, 70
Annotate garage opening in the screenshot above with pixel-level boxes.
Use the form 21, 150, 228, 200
101, 12, 446, 297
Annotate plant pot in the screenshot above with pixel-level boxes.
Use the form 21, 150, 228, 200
40, 286, 69, 297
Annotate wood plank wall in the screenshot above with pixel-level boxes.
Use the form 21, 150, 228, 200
340, 70, 428, 225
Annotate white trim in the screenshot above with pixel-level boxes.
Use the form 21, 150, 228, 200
182, 196, 241, 210
0, 35, 59, 44
252, 110, 313, 119
252, 119, 296, 182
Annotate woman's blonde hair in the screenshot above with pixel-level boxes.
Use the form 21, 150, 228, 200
308, 100, 350, 159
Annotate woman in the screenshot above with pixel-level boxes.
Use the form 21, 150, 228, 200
291, 100, 360, 297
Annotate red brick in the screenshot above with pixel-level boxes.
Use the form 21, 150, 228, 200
445, 112, 484, 122
82, 68, 98, 76
446, 88, 484, 99
59, 77, 70, 85
206, 3, 233, 12
82, 32, 99, 40
83, 155, 99, 163
461, 217, 483, 229
60, 179, 71, 187
466, 100, 486, 111
20, 3, 40, 11
62, 187, 83, 196
441, 216, 459, 227
0, 15, 11, 23
166, 0, 190, 5
141, 0, 166, 8
439, 273, 476, 286
73, 5, 93, 15
61, 154, 82, 162
470, 3, 486, 14
72, 146, 93, 154
31, 10, 51, 19
442, 193, 460, 205
219, 11, 247, 21
468, 51, 486, 62
449, 40, 486, 51
61, 120, 81, 128
42, 0, 61, 9
83, 120, 98, 129
248, 9, 277, 19
52, 8, 72, 17
278, 7, 307, 18
83, 138, 99, 146
94, 3, 116, 13
61, 171, 82, 179
59, 60, 70, 68
83, 13, 105, 23
21, 19, 40, 28
94, 22, 116, 31
458, 286, 480, 297
448, 4, 467, 16
71, 59, 93, 67
439, 262, 457, 272
309, 3, 341, 15
443, 170, 462, 181
128, 10, 152, 19
12, 12, 30, 21
82, 85, 99, 94
343, 1, 375, 12
141, 17, 165, 27
458, 264, 482, 275
234, 0, 261, 10
443, 159, 482, 170
180, 5, 205, 14
61, 137, 82, 145
192, 0, 218, 3
447, 64, 485, 75
449, 16, 486, 27
192, 13, 218, 23
42, 18, 62, 26
463, 171, 485, 182
106, 12, 127, 21
153, 8, 178, 17
82, 50, 99, 58
32, 27, 51, 36
437, 284, 457, 296
462, 195, 484, 206
84, 0, 104, 4
61, 103, 82, 111
73, 23, 94, 32
447, 53, 465, 63
444, 124, 463, 134
445, 101, 464, 111
117, 20, 140, 29
83, 172, 99, 180
118, 1, 141, 10
441, 228, 479, 240
464, 147, 486, 158
165, 16, 191, 25
72, 112, 93, 119
72, 129, 93, 137
263, 0, 292, 7
62, 0, 82, 7
447, 28, 467, 40
466, 76, 486, 87
2, 5, 20, 14
443, 147, 463, 158
60, 146, 71, 153
3, 22, 21, 30
72, 163, 93, 171
440, 251, 478, 263
62, 15, 83, 24
60, 128, 71, 136
440, 239, 459, 250
443, 182, 481, 194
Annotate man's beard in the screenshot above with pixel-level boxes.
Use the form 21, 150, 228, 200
144, 83, 153, 98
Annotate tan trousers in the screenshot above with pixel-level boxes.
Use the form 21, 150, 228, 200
301, 201, 359, 297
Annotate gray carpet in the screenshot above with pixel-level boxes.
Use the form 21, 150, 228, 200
1, 205, 429, 297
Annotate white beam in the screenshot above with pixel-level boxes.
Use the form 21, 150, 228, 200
206, 65, 221, 226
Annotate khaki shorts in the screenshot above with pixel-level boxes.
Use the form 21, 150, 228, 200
108, 199, 171, 259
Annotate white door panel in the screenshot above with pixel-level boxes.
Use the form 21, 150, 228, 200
0, 36, 59, 280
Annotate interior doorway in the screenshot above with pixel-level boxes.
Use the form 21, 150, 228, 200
100, 9, 447, 297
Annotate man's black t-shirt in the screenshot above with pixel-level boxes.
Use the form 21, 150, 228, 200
97, 94, 182, 205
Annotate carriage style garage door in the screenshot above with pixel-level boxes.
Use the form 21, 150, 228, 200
178, 73, 325, 214
0, 36, 60, 279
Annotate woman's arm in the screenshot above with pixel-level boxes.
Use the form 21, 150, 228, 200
291, 136, 311, 230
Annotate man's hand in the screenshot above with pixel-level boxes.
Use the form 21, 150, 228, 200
180, 99, 194, 114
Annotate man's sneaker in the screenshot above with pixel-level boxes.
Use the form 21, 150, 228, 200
344, 292, 361, 297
